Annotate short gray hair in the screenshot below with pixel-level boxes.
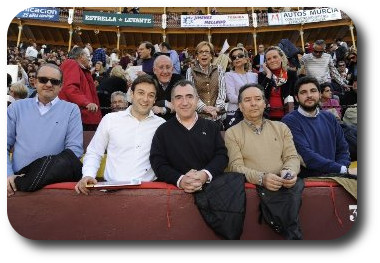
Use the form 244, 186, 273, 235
111, 91, 128, 103
68, 46, 86, 59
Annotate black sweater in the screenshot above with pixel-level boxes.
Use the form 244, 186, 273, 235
150, 117, 228, 186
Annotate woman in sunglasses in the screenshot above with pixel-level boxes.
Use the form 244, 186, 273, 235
259, 46, 298, 120
224, 46, 258, 129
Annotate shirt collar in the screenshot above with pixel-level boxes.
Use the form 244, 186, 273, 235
297, 106, 320, 118
176, 112, 198, 130
35, 96, 60, 106
124, 105, 155, 120
244, 118, 266, 135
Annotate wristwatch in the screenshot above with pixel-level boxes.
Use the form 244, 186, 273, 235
258, 172, 265, 186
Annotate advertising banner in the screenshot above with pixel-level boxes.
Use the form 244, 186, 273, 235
268, 8, 342, 26
83, 12, 153, 27
16, 7, 60, 21
181, 14, 249, 28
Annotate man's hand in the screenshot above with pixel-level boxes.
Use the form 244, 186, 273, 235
75, 176, 98, 195
7, 174, 24, 197
203, 106, 218, 119
86, 103, 98, 112
179, 169, 207, 193
280, 170, 297, 188
262, 173, 284, 191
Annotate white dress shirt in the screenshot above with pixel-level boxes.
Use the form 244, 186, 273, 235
82, 106, 165, 182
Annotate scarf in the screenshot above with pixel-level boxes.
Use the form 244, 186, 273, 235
272, 68, 288, 87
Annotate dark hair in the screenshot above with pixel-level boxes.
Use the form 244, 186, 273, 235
131, 74, 158, 95
313, 39, 326, 49
171, 79, 198, 99
320, 82, 332, 93
7, 73, 13, 88
294, 76, 320, 95
140, 41, 155, 57
237, 83, 263, 103
160, 42, 172, 50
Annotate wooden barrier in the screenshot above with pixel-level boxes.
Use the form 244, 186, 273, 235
7, 181, 357, 240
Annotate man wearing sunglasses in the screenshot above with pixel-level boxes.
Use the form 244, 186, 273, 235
300, 40, 349, 95
7, 63, 83, 196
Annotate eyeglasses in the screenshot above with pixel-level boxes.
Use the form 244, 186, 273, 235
313, 50, 324, 54
37, 76, 61, 86
197, 50, 211, 55
231, 54, 245, 61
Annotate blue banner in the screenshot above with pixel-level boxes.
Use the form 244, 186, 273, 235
16, 7, 60, 21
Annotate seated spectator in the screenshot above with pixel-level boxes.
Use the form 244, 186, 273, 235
26, 70, 38, 98
320, 82, 342, 120
152, 55, 184, 120
225, 84, 302, 239
110, 91, 128, 112
159, 42, 181, 75
150, 80, 228, 192
224, 46, 258, 129
75, 75, 165, 195
259, 46, 297, 120
7, 63, 83, 196
282, 76, 356, 177
9, 82, 28, 100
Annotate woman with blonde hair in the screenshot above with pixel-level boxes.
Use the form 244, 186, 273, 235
186, 41, 226, 129
224, 46, 258, 129
259, 46, 298, 120
9, 82, 28, 101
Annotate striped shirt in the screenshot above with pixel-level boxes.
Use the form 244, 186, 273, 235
301, 53, 347, 86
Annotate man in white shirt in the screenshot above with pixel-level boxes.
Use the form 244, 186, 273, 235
75, 75, 165, 195
25, 42, 38, 61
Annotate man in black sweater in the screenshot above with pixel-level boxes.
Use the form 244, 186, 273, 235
150, 80, 228, 192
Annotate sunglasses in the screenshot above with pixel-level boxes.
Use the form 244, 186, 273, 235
313, 50, 324, 54
28, 75, 36, 78
231, 54, 245, 61
37, 76, 61, 86
338, 64, 346, 67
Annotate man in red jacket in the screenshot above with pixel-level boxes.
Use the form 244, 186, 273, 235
59, 46, 102, 130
